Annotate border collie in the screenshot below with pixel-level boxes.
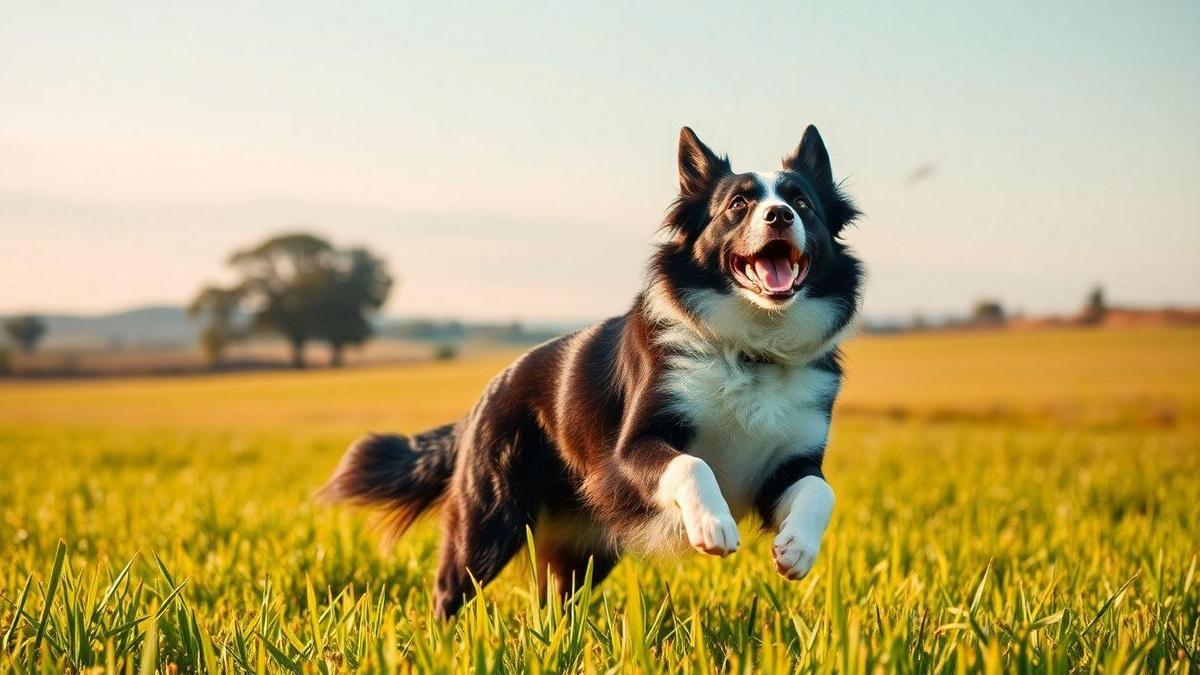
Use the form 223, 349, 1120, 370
321, 125, 862, 619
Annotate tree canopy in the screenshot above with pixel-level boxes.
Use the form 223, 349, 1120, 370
205, 232, 393, 368
314, 247, 392, 366
3, 315, 47, 354
187, 285, 245, 367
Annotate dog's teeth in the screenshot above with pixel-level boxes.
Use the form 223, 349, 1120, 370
791, 262, 800, 279
744, 264, 757, 281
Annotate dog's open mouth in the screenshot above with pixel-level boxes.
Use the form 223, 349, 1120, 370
730, 240, 810, 300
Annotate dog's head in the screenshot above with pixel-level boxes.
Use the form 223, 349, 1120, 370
648, 127, 862, 357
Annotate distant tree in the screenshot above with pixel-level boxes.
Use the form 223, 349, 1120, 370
970, 299, 1006, 326
315, 247, 392, 367
3, 315, 47, 354
1081, 285, 1107, 325
225, 233, 392, 368
228, 233, 334, 368
188, 285, 245, 367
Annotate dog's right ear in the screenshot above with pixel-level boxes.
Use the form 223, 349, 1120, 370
677, 127, 730, 199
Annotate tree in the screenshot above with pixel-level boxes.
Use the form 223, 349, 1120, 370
188, 285, 244, 367
315, 247, 392, 367
228, 234, 334, 368
970, 299, 1006, 326
224, 233, 392, 368
4, 315, 47, 354
1081, 285, 1107, 325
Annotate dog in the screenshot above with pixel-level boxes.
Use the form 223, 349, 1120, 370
321, 125, 862, 619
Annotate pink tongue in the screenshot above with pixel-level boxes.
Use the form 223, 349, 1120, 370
753, 256, 794, 292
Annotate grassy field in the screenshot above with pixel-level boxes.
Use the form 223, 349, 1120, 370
1, 327, 1198, 673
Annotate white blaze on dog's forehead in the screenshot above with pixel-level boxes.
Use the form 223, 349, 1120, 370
748, 171, 802, 249
752, 172, 783, 202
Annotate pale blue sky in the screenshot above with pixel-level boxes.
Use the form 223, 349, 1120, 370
2, 2, 1197, 322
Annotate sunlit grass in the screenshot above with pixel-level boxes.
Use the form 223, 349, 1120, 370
1, 327, 1198, 672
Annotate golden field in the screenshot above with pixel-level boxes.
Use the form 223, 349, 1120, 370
1, 326, 1198, 672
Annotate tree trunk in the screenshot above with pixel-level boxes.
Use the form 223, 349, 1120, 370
330, 343, 344, 368
290, 339, 306, 369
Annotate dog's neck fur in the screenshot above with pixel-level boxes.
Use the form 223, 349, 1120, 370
639, 275, 856, 368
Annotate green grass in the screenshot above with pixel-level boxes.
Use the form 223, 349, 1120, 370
1, 327, 1198, 672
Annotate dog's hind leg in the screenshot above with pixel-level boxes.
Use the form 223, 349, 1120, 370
433, 481, 535, 619
539, 544, 619, 605
431, 414, 545, 619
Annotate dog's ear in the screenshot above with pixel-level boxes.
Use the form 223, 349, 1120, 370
783, 125, 833, 187
677, 127, 729, 198
785, 125, 859, 235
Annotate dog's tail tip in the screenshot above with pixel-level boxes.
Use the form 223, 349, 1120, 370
317, 433, 402, 504
318, 426, 458, 542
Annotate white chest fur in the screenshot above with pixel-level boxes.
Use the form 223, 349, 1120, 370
660, 351, 839, 520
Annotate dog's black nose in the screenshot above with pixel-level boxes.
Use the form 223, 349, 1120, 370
762, 205, 794, 228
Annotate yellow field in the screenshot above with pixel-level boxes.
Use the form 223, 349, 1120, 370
1, 326, 1198, 672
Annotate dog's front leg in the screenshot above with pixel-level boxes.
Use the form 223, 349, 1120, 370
758, 456, 834, 580
771, 475, 834, 579
656, 455, 739, 556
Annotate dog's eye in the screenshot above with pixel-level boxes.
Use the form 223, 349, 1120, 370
793, 196, 810, 210
729, 195, 748, 211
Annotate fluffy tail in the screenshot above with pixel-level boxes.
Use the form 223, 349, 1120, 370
319, 423, 458, 543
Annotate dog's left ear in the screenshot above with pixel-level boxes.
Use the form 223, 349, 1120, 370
784, 125, 859, 235
783, 125, 833, 187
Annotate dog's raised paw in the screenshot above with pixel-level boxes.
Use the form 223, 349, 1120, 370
682, 507, 740, 556
772, 529, 820, 580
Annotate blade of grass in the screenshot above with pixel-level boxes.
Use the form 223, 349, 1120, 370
34, 540, 68, 652
2, 573, 33, 651
1082, 572, 1139, 637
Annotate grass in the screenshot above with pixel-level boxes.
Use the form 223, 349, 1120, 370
0, 326, 1198, 672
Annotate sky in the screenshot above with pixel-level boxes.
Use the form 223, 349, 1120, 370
1, 2, 1198, 323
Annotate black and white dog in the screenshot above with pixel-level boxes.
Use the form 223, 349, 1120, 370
322, 126, 862, 619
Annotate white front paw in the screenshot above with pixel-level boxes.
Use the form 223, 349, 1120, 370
772, 526, 821, 580
657, 455, 739, 557
770, 475, 833, 580
682, 504, 740, 556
